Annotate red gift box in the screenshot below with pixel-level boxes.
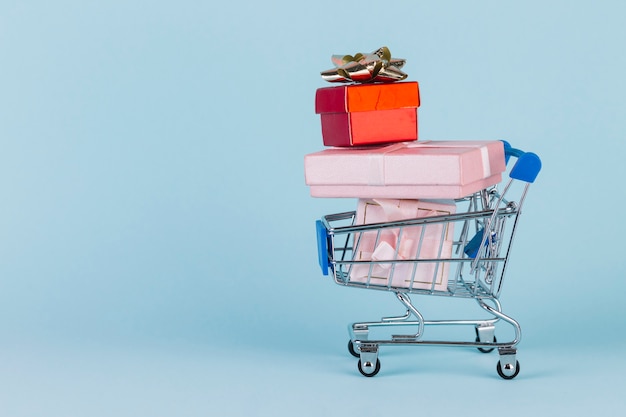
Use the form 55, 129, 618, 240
315, 81, 420, 147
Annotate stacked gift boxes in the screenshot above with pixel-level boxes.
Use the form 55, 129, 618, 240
305, 50, 507, 292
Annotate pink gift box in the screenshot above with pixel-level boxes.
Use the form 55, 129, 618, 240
349, 198, 456, 291
304, 140, 506, 199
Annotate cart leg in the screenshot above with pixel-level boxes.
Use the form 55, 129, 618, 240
497, 347, 520, 379
357, 343, 380, 377
394, 292, 424, 340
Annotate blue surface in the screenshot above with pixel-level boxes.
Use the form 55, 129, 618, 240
1, 0, 626, 415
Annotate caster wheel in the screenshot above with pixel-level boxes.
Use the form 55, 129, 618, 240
474, 327, 496, 353
475, 335, 497, 353
358, 358, 381, 377
497, 360, 520, 380
348, 340, 360, 358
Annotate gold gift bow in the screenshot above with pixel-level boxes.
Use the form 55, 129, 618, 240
321, 46, 407, 83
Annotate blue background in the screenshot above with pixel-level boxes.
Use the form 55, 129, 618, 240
1, 0, 625, 415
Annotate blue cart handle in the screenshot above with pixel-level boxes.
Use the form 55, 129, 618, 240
501, 140, 542, 183
316, 220, 330, 275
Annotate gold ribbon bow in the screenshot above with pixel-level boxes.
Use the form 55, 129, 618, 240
320, 46, 407, 83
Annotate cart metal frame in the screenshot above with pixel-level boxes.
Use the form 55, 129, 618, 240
315, 142, 541, 379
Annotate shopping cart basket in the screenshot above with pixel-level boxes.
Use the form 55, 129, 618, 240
315, 142, 541, 379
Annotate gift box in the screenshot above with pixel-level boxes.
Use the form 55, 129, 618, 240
304, 140, 506, 199
315, 81, 420, 147
349, 198, 456, 291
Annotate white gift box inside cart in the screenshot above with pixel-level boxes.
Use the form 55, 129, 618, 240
349, 198, 456, 291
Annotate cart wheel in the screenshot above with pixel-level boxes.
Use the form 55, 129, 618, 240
348, 340, 360, 358
358, 358, 381, 377
496, 360, 520, 380
475, 335, 497, 353
474, 327, 496, 353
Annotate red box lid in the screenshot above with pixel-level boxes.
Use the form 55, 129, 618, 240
315, 81, 420, 114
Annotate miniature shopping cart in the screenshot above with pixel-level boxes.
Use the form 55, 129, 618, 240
315, 142, 541, 379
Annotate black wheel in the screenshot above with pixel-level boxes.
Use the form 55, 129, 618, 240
347, 340, 360, 358
357, 358, 381, 377
496, 360, 520, 380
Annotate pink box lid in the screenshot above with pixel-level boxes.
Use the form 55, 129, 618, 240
304, 140, 506, 199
